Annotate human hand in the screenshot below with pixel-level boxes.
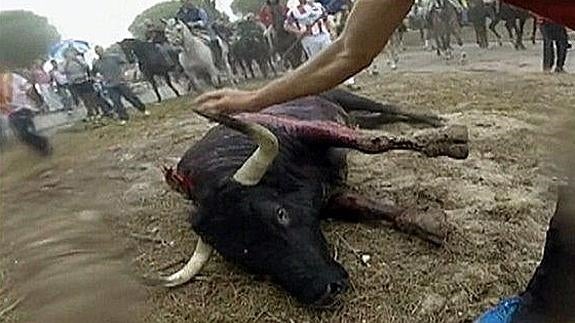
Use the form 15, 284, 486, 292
193, 88, 261, 115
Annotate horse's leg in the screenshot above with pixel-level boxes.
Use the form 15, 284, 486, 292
268, 55, 278, 76
531, 16, 537, 44
149, 75, 162, 103
480, 17, 489, 48
187, 75, 200, 93
258, 58, 269, 78
517, 17, 527, 50
504, 20, 516, 47
221, 47, 237, 84
164, 74, 180, 97
247, 60, 256, 79
452, 18, 464, 47
238, 60, 248, 79
419, 28, 426, 47
489, 18, 503, 46
435, 30, 442, 57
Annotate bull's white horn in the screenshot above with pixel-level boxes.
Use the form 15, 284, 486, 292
161, 237, 213, 287
233, 122, 279, 186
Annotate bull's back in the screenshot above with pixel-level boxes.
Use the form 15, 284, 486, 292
177, 97, 349, 198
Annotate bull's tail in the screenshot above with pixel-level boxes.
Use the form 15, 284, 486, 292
319, 88, 445, 129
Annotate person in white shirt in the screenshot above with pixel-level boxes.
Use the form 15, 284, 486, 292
49, 60, 74, 114
0, 71, 52, 155
285, 0, 358, 89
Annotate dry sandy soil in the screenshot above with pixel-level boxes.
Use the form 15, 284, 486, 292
1, 44, 575, 323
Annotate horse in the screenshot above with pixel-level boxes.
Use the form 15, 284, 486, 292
468, 0, 490, 48
269, 3, 305, 69
428, 0, 465, 59
407, 2, 432, 49
229, 19, 277, 79
164, 19, 235, 91
485, 2, 532, 50
118, 39, 181, 102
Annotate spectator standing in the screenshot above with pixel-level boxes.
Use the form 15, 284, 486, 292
92, 46, 149, 125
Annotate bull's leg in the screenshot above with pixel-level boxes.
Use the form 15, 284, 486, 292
235, 114, 469, 159
322, 192, 448, 245
319, 89, 444, 128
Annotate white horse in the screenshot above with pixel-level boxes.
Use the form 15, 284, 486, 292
164, 18, 235, 91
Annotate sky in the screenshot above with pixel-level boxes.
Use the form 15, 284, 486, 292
1, 0, 237, 47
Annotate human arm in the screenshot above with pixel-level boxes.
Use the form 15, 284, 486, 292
195, 0, 414, 113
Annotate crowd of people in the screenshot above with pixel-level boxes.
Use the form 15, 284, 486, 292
1, 0, 572, 157
0, 40, 153, 155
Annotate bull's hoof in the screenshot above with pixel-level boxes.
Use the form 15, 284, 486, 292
397, 208, 449, 245
416, 125, 470, 160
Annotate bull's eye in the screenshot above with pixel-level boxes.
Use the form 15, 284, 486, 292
277, 207, 290, 226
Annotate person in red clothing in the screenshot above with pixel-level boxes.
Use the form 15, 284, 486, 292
195, 0, 575, 113
536, 14, 570, 73
259, 0, 275, 28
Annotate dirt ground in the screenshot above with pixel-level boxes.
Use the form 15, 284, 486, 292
1, 43, 575, 323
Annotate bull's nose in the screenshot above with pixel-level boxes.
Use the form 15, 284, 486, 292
312, 279, 349, 307
326, 279, 348, 296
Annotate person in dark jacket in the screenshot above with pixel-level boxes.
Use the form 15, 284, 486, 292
92, 46, 149, 124
538, 15, 569, 73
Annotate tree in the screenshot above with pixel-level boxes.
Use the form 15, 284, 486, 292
128, 0, 228, 40
231, 0, 264, 16
0, 10, 61, 68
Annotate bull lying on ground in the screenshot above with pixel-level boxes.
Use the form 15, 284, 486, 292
154, 89, 469, 305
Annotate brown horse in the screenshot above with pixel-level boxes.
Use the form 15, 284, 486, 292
468, 1, 534, 50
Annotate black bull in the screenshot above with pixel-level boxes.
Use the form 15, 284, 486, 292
150, 90, 470, 305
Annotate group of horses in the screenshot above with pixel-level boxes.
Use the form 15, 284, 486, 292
114, 1, 538, 102
406, 0, 534, 58
117, 8, 306, 102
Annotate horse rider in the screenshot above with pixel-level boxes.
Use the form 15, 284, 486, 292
176, 0, 224, 67
259, 0, 275, 30
63, 48, 114, 120
143, 19, 178, 67
194, 0, 574, 116
176, 0, 214, 39
92, 45, 149, 124
260, 0, 288, 55
285, 0, 331, 59
482, 0, 500, 15
285, 0, 358, 89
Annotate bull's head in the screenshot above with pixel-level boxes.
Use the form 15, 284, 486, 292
158, 112, 349, 305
